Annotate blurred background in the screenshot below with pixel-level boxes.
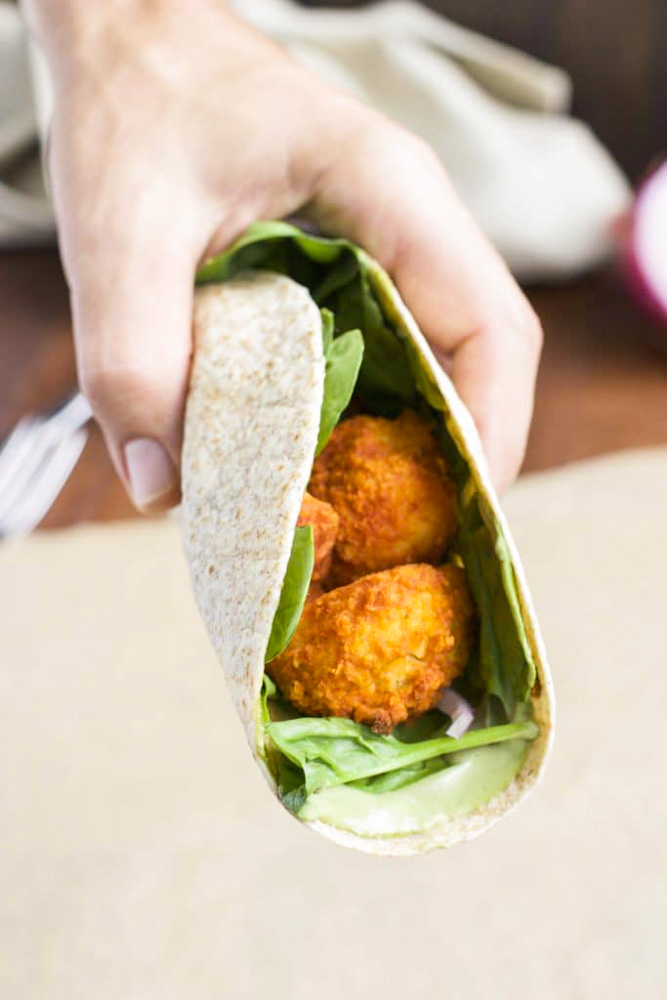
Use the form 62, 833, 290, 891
305, 0, 667, 182
1, 0, 666, 533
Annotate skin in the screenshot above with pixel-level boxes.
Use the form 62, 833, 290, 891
21, 0, 543, 509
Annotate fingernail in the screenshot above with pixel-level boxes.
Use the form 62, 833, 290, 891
124, 438, 176, 509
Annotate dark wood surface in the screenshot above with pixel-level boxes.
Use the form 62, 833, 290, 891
303, 0, 667, 181
1, 247, 665, 530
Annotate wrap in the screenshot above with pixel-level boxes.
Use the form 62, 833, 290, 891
182, 222, 553, 856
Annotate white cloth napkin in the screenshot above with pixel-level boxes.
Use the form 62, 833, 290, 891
0, 1, 54, 245
0, 0, 631, 278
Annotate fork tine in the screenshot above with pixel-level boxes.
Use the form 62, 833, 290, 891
0, 416, 44, 495
0, 422, 56, 523
0, 429, 89, 539
0, 393, 94, 539
48, 393, 93, 433
0, 393, 93, 527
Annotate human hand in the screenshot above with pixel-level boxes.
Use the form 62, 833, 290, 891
23, 0, 542, 509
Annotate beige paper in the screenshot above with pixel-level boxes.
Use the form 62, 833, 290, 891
1, 449, 665, 998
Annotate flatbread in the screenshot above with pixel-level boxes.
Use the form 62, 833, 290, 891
182, 240, 553, 855
182, 272, 325, 742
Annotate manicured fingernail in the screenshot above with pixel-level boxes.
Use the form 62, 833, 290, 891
124, 438, 176, 509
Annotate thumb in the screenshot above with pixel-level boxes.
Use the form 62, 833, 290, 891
68, 228, 198, 512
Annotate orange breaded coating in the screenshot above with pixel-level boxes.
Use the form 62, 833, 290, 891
267, 563, 475, 734
309, 411, 458, 586
305, 581, 324, 604
297, 492, 339, 582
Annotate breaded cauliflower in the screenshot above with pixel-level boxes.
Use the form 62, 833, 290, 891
297, 491, 339, 582
309, 410, 458, 585
267, 563, 475, 733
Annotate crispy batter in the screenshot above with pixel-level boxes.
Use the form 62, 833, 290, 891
267, 563, 475, 733
305, 580, 324, 604
297, 492, 339, 582
309, 410, 458, 585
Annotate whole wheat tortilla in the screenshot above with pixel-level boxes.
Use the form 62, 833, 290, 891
182, 272, 325, 743
182, 264, 553, 856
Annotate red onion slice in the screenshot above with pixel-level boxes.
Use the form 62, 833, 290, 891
436, 687, 475, 739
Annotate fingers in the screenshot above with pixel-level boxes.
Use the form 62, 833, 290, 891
61, 190, 203, 512
447, 317, 541, 492
307, 116, 542, 490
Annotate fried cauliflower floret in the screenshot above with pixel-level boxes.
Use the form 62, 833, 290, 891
309, 410, 458, 585
297, 492, 339, 582
305, 581, 324, 604
267, 563, 475, 733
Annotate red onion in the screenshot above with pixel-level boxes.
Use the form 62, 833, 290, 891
621, 160, 667, 329
436, 688, 475, 739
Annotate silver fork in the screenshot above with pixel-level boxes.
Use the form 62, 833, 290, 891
0, 392, 93, 539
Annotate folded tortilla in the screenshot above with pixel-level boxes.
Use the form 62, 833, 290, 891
182, 221, 554, 856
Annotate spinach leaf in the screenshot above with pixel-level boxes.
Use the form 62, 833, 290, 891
317, 329, 364, 455
266, 713, 538, 811
265, 526, 314, 663
260, 673, 277, 725
320, 308, 334, 354
336, 269, 417, 413
457, 506, 535, 713
349, 757, 449, 795
392, 710, 451, 744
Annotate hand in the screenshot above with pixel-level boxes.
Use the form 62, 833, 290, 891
23, 0, 542, 509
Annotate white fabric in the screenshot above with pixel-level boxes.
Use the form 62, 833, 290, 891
0, 2, 53, 244
0, 0, 630, 277
1, 448, 666, 997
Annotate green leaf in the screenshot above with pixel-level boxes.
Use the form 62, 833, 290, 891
265, 526, 314, 663
266, 713, 538, 811
316, 329, 364, 455
392, 710, 451, 744
452, 496, 535, 716
260, 674, 277, 726
320, 308, 334, 354
338, 270, 417, 412
350, 757, 449, 795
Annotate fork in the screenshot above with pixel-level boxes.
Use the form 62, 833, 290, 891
0, 392, 93, 539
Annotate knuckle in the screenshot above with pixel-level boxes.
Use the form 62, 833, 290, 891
375, 121, 440, 177
79, 363, 162, 418
522, 305, 544, 357
399, 131, 441, 172
505, 296, 543, 361
344, 109, 440, 182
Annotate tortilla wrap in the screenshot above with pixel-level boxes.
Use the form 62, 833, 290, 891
182, 222, 554, 856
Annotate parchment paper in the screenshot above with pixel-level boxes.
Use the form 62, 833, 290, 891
1, 449, 665, 999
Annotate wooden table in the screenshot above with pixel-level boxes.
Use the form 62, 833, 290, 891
1, 247, 666, 529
